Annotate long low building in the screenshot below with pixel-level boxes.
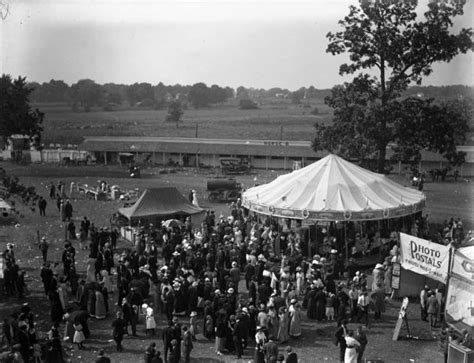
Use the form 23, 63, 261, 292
79, 136, 474, 176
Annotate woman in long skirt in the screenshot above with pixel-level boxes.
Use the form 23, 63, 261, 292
145, 304, 156, 336
86, 258, 96, 283
276, 307, 289, 343
95, 289, 106, 319
87, 287, 96, 318
344, 331, 361, 363
254, 326, 267, 363
73, 322, 85, 350
214, 318, 227, 355
288, 300, 302, 338
189, 311, 198, 341
63, 313, 74, 342
267, 306, 279, 340
100, 270, 114, 293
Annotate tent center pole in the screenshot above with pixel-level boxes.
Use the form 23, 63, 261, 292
344, 222, 348, 267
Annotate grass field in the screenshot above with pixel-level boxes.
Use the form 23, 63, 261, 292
37, 100, 332, 146
1, 162, 470, 362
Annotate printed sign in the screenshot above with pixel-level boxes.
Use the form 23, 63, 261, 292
446, 277, 474, 328
446, 248, 474, 330
399, 233, 450, 283
392, 262, 401, 276
391, 276, 400, 290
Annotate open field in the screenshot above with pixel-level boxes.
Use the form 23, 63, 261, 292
36, 101, 332, 146
0, 162, 472, 362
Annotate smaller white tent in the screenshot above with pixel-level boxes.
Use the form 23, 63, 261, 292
242, 154, 425, 221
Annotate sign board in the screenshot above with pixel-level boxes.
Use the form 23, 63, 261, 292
399, 233, 450, 283
391, 262, 401, 290
392, 297, 409, 341
392, 263, 401, 276
446, 248, 474, 330
391, 276, 400, 290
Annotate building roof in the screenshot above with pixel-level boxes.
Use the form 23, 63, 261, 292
80, 136, 473, 163
81, 136, 322, 158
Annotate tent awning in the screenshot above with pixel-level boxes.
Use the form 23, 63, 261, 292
118, 187, 204, 219
0, 199, 12, 211
242, 154, 425, 221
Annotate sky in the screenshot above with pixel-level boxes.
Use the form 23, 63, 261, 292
1, 0, 473, 90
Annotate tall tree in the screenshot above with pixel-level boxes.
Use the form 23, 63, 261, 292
70, 79, 102, 111
313, 0, 473, 172
166, 100, 184, 127
0, 74, 44, 148
188, 83, 210, 108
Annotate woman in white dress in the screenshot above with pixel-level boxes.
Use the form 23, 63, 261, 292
95, 289, 106, 319
288, 299, 302, 338
344, 330, 361, 363
144, 303, 156, 336
276, 307, 289, 343
86, 257, 96, 283
192, 190, 199, 207
100, 270, 114, 293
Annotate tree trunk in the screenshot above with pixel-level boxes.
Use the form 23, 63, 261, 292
377, 143, 386, 174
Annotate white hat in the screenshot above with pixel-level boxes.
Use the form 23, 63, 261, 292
375, 263, 383, 269
330, 249, 338, 254
190, 311, 197, 317
232, 261, 237, 267
227, 288, 234, 294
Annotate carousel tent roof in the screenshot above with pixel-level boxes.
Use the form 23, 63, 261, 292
118, 187, 204, 219
242, 154, 425, 221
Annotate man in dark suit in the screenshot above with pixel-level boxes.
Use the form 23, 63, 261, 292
94, 349, 111, 363
233, 315, 247, 359
162, 320, 175, 362
263, 335, 279, 363
172, 318, 182, 362
285, 346, 298, 363
111, 311, 126, 352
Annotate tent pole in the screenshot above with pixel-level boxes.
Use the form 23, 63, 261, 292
308, 222, 311, 258
344, 222, 348, 267
378, 219, 381, 260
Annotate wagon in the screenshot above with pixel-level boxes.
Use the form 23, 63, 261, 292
207, 178, 242, 203
219, 157, 250, 175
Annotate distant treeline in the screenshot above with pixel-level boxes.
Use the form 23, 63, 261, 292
27, 79, 473, 112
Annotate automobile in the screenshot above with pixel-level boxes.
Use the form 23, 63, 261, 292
219, 157, 250, 175
207, 178, 242, 203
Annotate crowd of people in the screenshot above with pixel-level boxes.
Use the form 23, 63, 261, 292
0, 178, 469, 363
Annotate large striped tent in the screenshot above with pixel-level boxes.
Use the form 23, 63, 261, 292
242, 154, 425, 221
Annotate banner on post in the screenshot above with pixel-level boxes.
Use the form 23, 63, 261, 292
399, 233, 450, 283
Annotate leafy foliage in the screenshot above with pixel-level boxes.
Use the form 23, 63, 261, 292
188, 83, 231, 108
166, 100, 184, 124
70, 79, 103, 112
315, 0, 473, 172
239, 99, 259, 110
0, 74, 44, 148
